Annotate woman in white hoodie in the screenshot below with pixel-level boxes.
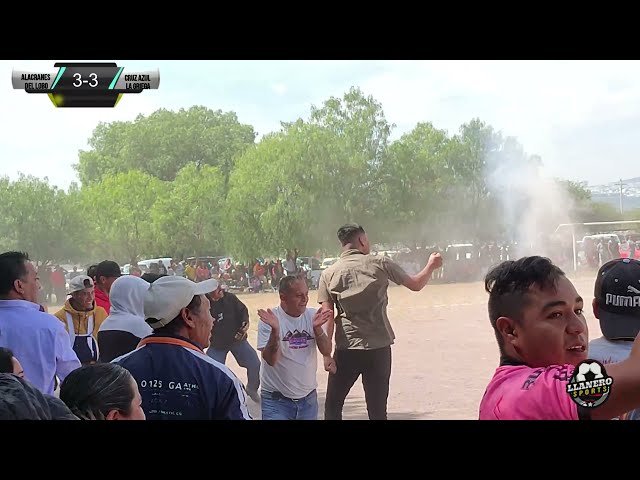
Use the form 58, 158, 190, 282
97, 275, 152, 363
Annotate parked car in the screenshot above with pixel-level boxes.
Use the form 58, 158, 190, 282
297, 256, 322, 289
321, 257, 338, 269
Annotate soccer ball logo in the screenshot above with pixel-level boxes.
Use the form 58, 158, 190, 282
575, 361, 604, 382
566, 359, 613, 409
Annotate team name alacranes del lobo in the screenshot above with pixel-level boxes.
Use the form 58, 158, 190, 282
21, 73, 51, 81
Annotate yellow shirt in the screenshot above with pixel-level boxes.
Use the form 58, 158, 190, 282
54, 300, 108, 338
185, 265, 196, 281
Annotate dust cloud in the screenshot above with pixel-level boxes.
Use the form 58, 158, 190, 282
485, 146, 575, 258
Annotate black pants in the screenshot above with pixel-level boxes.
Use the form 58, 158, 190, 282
324, 346, 392, 420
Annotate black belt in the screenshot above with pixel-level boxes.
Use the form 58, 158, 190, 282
265, 389, 316, 402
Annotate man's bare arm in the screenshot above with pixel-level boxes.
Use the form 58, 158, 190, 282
261, 327, 281, 367
402, 253, 443, 292
318, 301, 337, 374
314, 326, 332, 356
316, 271, 338, 373
403, 264, 437, 292
321, 300, 335, 344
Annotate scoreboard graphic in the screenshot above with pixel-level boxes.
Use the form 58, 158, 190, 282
12, 62, 160, 108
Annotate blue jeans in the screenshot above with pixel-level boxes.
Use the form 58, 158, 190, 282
207, 340, 261, 393
261, 389, 318, 420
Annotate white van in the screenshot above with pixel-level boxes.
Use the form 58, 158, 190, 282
137, 258, 173, 273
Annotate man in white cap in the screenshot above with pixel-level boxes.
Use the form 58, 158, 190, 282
112, 276, 252, 420
54, 275, 108, 366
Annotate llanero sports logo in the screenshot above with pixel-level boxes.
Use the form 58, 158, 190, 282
566, 360, 613, 408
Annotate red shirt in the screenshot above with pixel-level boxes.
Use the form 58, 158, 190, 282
95, 287, 111, 315
51, 271, 65, 288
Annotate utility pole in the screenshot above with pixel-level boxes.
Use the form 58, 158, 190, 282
618, 178, 626, 215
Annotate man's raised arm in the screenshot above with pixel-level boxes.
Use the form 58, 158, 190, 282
382, 253, 443, 292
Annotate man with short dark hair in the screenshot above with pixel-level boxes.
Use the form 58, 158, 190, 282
113, 276, 251, 420
318, 223, 443, 420
86, 265, 98, 282
480, 255, 640, 420
94, 260, 121, 314
206, 284, 261, 403
0, 251, 80, 395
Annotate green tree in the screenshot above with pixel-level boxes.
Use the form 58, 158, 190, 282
0, 174, 88, 263
623, 208, 640, 221
151, 163, 225, 259
560, 180, 592, 204
579, 201, 623, 224
449, 119, 506, 240
224, 130, 329, 260
306, 87, 394, 240
75, 106, 256, 189
379, 122, 453, 247
225, 88, 396, 259
555, 180, 626, 225
81, 170, 164, 263
0, 176, 12, 252
445, 120, 548, 242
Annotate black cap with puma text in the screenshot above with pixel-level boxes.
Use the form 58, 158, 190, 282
595, 258, 640, 340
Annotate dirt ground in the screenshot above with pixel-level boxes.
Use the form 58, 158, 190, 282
228, 272, 602, 420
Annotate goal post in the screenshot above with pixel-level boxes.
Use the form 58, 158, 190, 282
554, 220, 640, 271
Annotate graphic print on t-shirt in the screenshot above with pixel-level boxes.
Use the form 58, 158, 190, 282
282, 329, 313, 349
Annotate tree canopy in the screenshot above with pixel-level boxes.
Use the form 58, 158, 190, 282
2, 87, 626, 265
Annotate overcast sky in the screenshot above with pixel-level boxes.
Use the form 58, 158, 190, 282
2, 60, 638, 190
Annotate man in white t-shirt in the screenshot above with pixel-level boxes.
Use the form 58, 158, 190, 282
257, 274, 332, 420
589, 257, 640, 420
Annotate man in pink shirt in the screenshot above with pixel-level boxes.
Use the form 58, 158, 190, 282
479, 255, 640, 420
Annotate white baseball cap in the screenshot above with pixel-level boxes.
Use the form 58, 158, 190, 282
68, 275, 94, 294
144, 276, 218, 329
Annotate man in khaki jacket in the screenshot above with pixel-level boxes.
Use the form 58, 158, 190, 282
54, 275, 108, 365
318, 223, 442, 420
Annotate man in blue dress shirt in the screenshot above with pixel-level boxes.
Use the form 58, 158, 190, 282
0, 251, 80, 395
